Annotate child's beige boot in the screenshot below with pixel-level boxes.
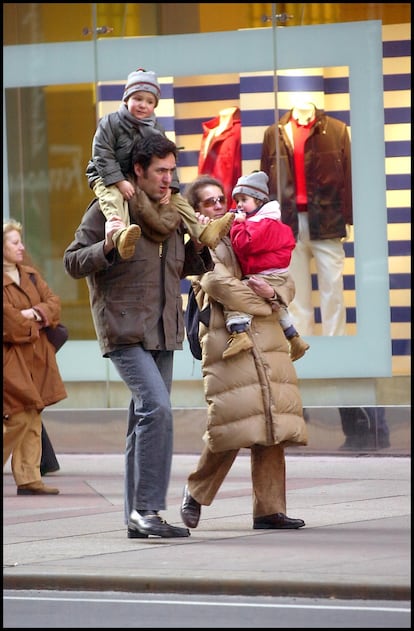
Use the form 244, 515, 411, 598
289, 335, 310, 361
222, 331, 253, 360
117, 224, 141, 259
199, 213, 235, 249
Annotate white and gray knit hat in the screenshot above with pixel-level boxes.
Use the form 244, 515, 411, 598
232, 171, 269, 202
123, 68, 161, 104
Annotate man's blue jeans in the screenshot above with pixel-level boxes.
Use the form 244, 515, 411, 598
108, 345, 174, 523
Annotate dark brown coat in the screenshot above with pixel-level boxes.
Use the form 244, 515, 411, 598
63, 194, 205, 357
260, 108, 353, 240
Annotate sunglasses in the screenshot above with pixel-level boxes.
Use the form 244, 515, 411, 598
200, 195, 226, 208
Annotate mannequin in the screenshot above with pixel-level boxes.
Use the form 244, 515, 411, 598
283, 102, 317, 149
198, 106, 241, 205
201, 106, 240, 159
260, 104, 352, 336
291, 102, 316, 126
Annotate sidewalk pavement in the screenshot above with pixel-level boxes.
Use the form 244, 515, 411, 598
3, 454, 411, 601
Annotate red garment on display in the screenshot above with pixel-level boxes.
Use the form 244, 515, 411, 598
198, 107, 241, 208
291, 115, 316, 207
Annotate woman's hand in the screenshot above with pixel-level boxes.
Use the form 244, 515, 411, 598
195, 211, 210, 226
246, 276, 275, 300
247, 276, 280, 311
21, 308, 37, 320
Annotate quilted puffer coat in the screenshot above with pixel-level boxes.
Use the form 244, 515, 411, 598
192, 237, 308, 453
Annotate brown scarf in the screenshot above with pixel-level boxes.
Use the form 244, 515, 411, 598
129, 188, 181, 243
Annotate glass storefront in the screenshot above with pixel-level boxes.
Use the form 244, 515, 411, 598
3, 5, 411, 424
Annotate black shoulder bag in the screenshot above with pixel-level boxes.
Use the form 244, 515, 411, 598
184, 286, 210, 361
29, 273, 69, 352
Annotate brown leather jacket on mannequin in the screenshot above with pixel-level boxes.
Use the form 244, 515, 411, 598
260, 108, 353, 240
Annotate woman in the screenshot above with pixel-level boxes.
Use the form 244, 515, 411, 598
180, 176, 307, 530
3, 219, 67, 495
20, 249, 61, 477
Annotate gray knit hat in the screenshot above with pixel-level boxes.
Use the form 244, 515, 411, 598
123, 68, 161, 104
232, 171, 269, 202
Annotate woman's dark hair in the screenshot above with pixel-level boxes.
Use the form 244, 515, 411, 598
130, 133, 177, 174
184, 175, 225, 209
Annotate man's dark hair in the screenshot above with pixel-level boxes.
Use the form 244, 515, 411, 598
130, 133, 177, 174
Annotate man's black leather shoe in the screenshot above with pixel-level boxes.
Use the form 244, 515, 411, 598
180, 485, 201, 529
127, 527, 149, 539
253, 513, 305, 530
128, 510, 190, 538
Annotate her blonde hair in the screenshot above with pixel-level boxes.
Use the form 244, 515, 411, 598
3, 218, 22, 241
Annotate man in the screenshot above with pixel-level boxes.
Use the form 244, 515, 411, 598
64, 134, 205, 539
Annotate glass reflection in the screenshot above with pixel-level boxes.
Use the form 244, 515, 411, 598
338, 407, 391, 450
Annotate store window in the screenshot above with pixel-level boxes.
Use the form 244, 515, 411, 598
4, 17, 410, 385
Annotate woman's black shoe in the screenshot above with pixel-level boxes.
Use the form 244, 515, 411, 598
180, 485, 201, 528
253, 513, 305, 529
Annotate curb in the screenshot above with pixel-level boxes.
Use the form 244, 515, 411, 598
3, 573, 411, 601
